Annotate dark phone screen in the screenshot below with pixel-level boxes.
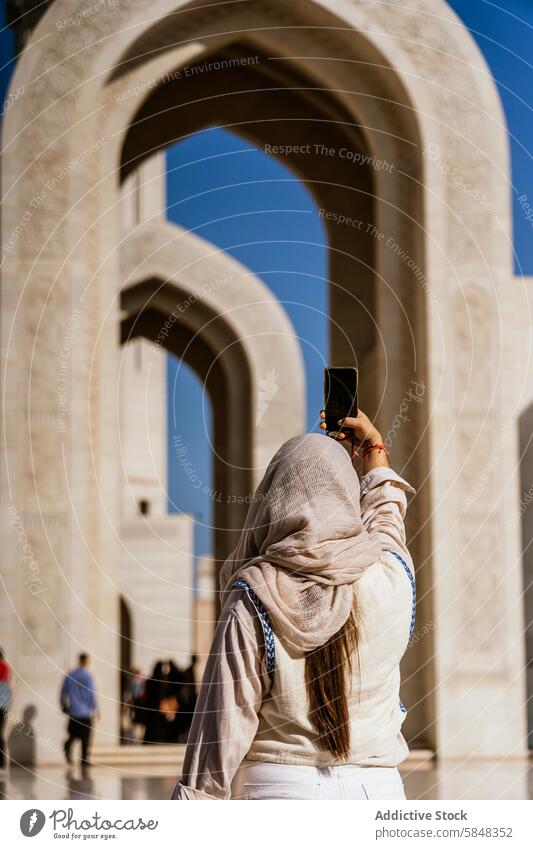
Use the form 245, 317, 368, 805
324, 367, 358, 432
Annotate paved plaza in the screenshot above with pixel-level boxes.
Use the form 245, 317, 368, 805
2, 757, 532, 801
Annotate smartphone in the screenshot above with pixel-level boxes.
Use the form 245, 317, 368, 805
323, 367, 358, 433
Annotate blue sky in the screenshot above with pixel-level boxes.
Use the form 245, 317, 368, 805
1, 1, 531, 562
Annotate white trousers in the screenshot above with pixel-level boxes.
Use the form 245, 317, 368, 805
231, 759, 406, 800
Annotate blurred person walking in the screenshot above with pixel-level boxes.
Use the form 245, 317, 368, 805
0, 648, 13, 775
60, 653, 99, 771
121, 667, 146, 744
142, 660, 181, 744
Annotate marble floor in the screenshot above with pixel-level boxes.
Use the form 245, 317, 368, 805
1, 758, 532, 801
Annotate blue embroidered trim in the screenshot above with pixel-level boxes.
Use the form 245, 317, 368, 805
384, 549, 416, 718
233, 579, 276, 682
384, 549, 416, 640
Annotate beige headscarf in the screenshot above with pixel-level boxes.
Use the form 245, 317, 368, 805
219, 433, 382, 652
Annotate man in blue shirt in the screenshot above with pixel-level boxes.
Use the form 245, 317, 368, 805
60, 653, 98, 769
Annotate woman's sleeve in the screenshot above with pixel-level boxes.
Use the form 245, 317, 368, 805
171, 591, 270, 800
359, 466, 416, 566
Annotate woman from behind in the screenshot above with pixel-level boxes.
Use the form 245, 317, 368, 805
172, 409, 416, 800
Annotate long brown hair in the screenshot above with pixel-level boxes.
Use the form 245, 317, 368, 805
304, 603, 358, 761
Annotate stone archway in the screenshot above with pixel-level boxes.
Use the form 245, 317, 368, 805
119, 216, 305, 571
0, 0, 527, 761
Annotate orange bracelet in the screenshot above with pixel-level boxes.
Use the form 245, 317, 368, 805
360, 442, 388, 457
